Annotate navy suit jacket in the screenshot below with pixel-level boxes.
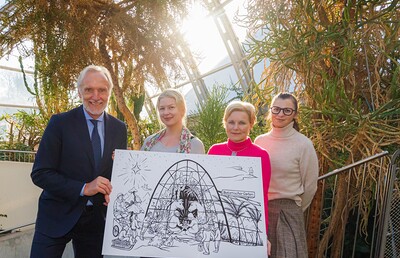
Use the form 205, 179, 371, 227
31, 105, 127, 238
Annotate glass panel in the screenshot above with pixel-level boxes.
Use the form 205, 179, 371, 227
0, 69, 35, 106
181, 83, 198, 114
180, 3, 229, 74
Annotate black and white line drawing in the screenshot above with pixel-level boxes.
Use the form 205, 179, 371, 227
103, 150, 268, 258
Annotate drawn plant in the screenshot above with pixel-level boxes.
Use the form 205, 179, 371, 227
179, 186, 200, 223
217, 220, 227, 237
246, 206, 263, 246
221, 195, 250, 245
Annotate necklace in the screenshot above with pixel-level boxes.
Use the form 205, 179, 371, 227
227, 145, 250, 156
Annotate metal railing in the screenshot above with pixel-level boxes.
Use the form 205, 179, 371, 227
0, 149, 36, 163
379, 150, 400, 258
308, 150, 400, 258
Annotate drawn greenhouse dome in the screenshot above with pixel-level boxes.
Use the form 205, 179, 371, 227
140, 159, 264, 248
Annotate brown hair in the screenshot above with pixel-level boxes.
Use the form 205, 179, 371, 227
270, 92, 300, 131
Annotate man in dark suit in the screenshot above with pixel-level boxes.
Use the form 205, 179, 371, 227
30, 65, 127, 258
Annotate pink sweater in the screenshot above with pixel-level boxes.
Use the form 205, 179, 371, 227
208, 137, 271, 230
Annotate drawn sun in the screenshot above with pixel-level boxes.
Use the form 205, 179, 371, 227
118, 153, 150, 187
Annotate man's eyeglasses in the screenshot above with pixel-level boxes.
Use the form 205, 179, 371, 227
270, 106, 296, 116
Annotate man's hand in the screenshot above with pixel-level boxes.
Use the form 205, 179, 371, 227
104, 194, 110, 206
84, 176, 113, 205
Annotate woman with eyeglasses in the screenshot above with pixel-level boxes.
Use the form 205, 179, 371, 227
254, 92, 318, 258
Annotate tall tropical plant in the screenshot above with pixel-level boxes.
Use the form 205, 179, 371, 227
0, 0, 193, 149
238, 0, 400, 257
191, 85, 229, 151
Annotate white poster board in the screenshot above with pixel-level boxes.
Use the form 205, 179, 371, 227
103, 150, 268, 258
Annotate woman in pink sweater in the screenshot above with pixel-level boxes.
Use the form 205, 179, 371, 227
255, 92, 319, 258
208, 100, 271, 255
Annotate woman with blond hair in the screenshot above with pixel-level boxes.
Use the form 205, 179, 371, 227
137, 89, 205, 258
208, 100, 271, 255
141, 89, 204, 154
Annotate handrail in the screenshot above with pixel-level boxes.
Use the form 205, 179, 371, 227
377, 149, 400, 258
318, 151, 389, 180
0, 149, 36, 163
0, 149, 36, 154
0, 222, 35, 235
312, 149, 397, 257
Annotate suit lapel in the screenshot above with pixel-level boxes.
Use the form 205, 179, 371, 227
74, 106, 96, 175
100, 112, 113, 176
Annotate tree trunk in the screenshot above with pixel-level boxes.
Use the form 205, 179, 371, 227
8, 122, 14, 146
112, 81, 141, 150
98, 34, 141, 150
307, 179, 324, 258
317, 174, 349, 258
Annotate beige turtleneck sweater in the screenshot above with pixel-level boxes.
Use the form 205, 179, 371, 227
255, 122, 318, 211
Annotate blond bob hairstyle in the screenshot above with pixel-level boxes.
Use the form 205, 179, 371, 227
77, 65, 113, 92
156, 89, 187, 125
223, 101, 257, 128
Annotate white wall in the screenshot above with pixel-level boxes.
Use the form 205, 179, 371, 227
0, 161, 127, 258
0, 161, 76, 258
0, 161, 41, 230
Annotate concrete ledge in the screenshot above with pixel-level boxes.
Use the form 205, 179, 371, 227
0, 227, 34, 258
0, 226, 73, 258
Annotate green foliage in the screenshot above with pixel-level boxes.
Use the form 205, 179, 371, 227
191, 85, 229, 151
0, 0, 194, 149
240, 0, 400, 256
248, 121, 266, 142
0, 110, 46, 150
241, 0, 400, 171
136, 117, 160, 148
0, 141, 32, 152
